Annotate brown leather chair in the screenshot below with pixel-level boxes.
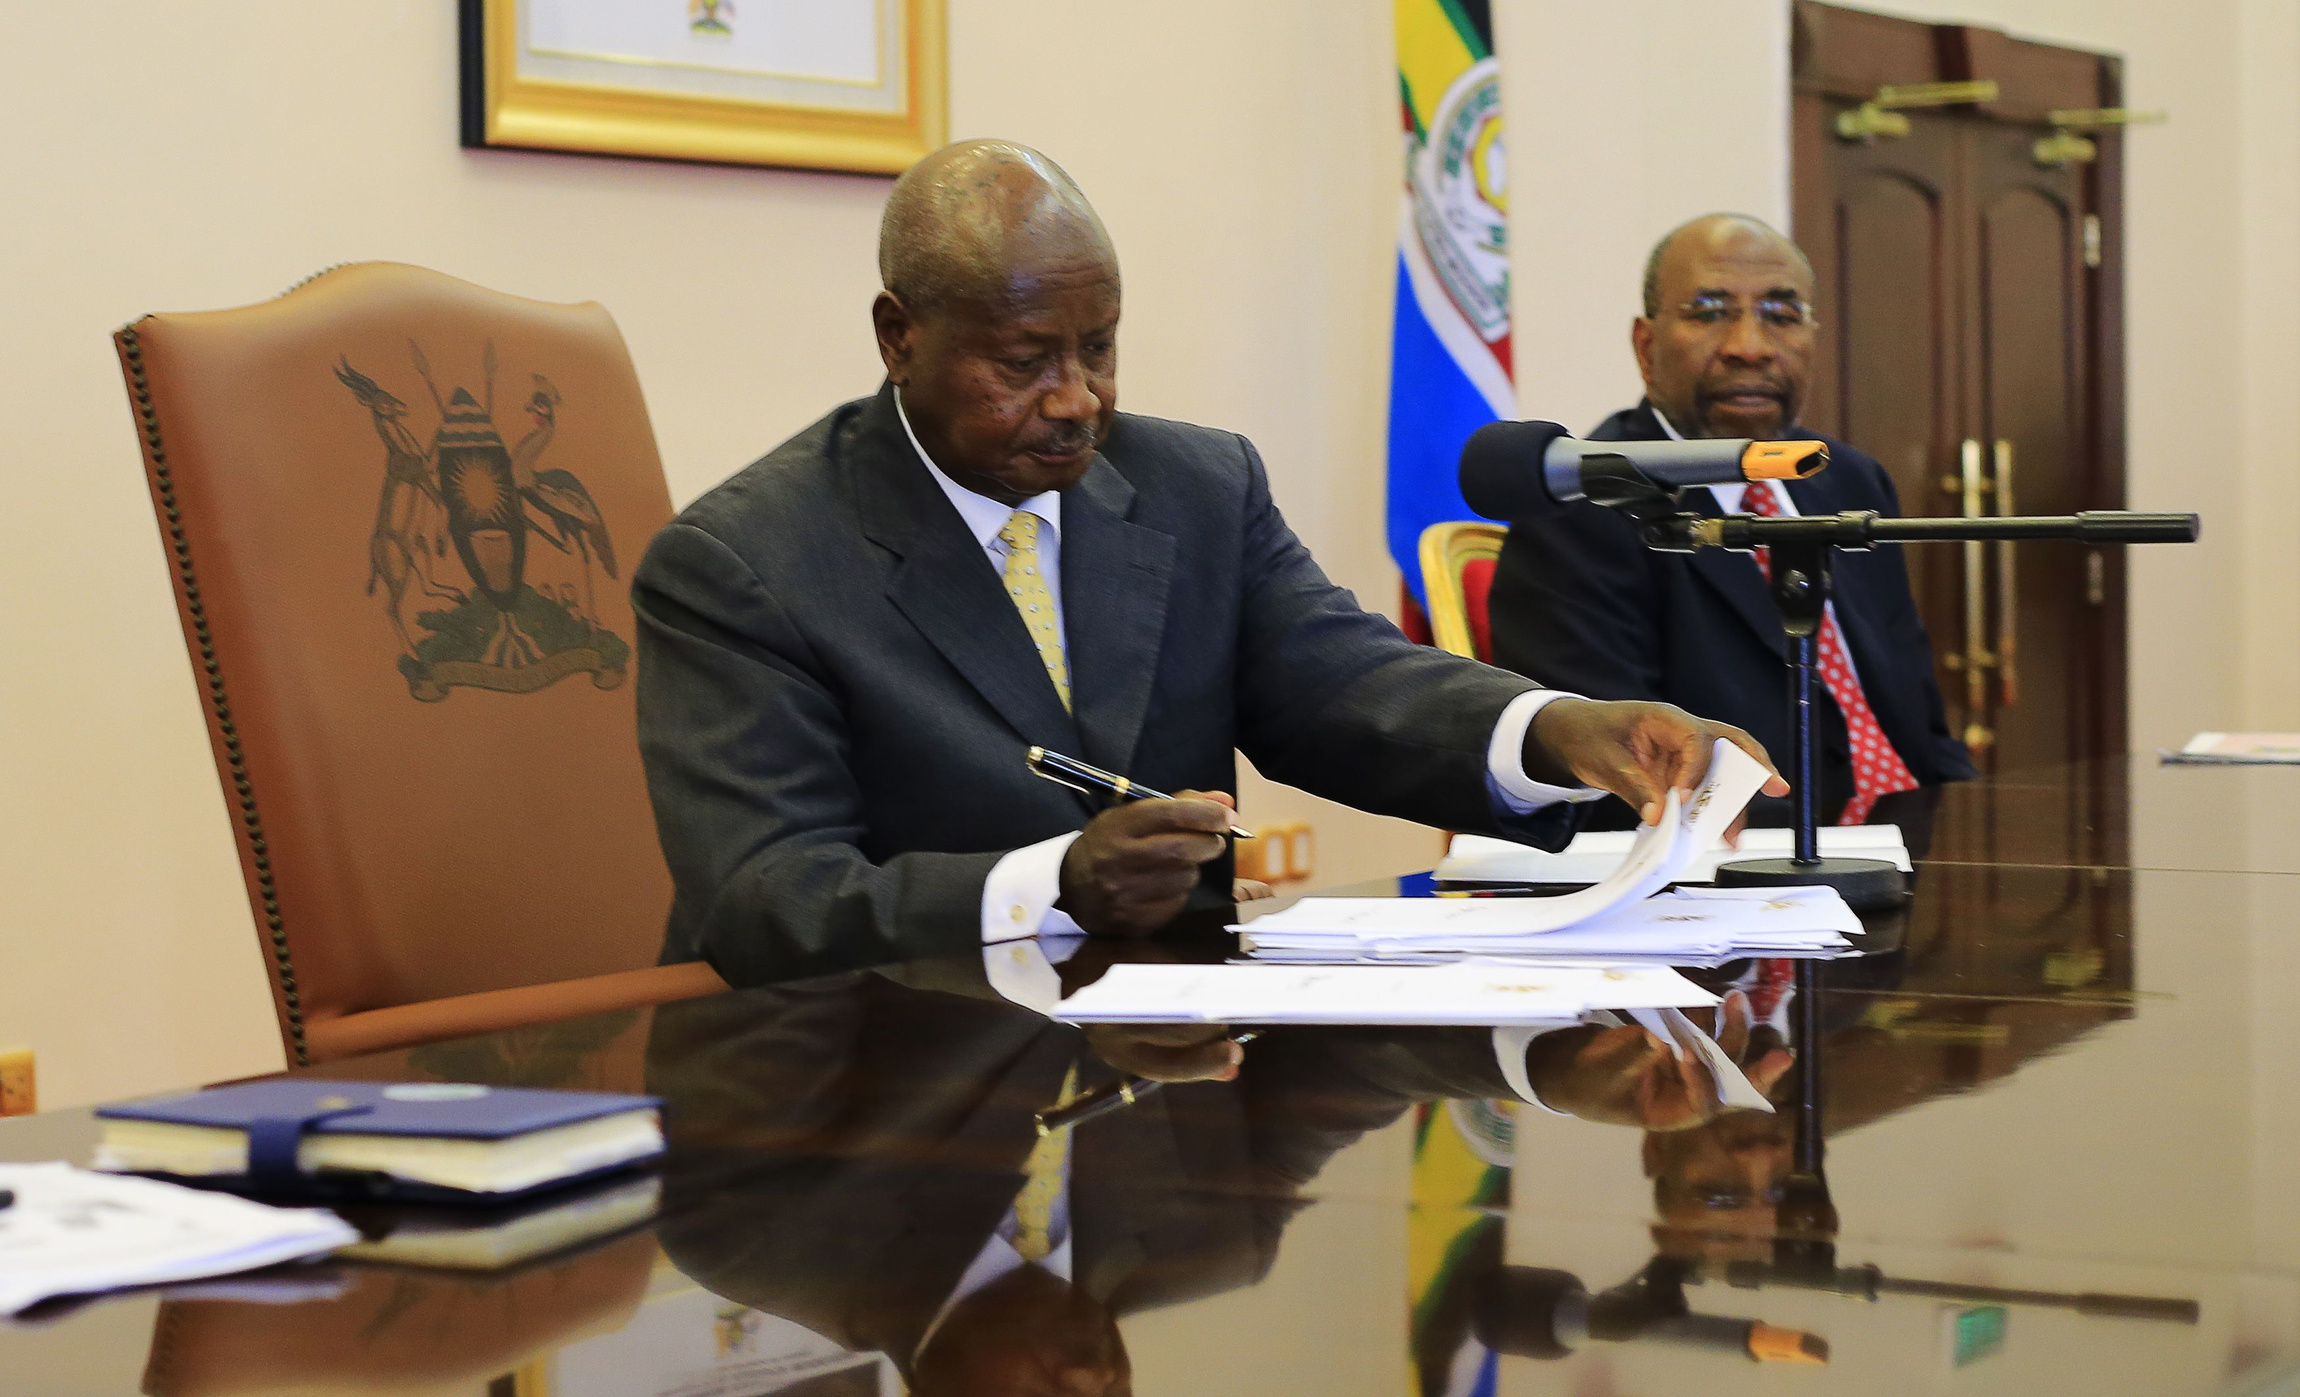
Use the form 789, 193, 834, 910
141, 1231, 656, 1396
116, 263, 725, 1065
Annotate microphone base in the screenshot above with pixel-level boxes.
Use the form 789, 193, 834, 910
1713, 857, 1909, 913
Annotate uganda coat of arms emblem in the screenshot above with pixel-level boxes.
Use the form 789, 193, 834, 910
336, 341, 630, 701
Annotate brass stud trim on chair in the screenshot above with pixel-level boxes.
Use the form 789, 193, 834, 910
118, 323, 310, 1065
279, 263, 351, 298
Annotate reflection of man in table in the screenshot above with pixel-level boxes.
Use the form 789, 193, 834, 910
633, 141, 1782, 988
645, 958, 1769, 1395
1642, 951, 2132, 1267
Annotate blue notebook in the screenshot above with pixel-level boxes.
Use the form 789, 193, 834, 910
94, 1079, 664, 1204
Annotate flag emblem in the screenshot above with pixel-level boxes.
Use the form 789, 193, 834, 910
1388, 0, 1513, 606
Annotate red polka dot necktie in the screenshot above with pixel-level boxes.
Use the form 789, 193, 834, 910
1739, 481, 1919, 825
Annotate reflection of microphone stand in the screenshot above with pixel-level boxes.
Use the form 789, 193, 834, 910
1584, 465, 2198, 911
1691, 963, 2201, 1329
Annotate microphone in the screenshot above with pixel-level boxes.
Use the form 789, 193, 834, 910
1458, 420, 1829, 519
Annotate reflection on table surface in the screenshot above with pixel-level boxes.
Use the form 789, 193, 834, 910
1925, 751, 2300, 874
7, 763, 2300, 1395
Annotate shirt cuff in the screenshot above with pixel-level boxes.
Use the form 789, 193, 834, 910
1486, 689, 1607, 813
981, 832, 1083, 945
1493, 1013, 1624, 1116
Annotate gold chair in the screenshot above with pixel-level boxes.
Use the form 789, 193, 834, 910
1417, 521, 1509, 662
115, 263, 726, 1065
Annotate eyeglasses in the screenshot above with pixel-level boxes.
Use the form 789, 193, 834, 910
1671, 293, 1816, 333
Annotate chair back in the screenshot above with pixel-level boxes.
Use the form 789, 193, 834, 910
1417, 521, 1509, 661
142, 1230, 654, 1396
116, 263, 694, 1063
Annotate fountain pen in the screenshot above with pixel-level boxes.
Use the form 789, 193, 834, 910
1025, 746, 1256, 839
1036, 1032, 1263, 1134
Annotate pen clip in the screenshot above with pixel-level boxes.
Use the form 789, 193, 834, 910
1026, 748, 1095, 798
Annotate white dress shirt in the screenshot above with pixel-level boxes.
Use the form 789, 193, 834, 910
892, 391, 1599, 948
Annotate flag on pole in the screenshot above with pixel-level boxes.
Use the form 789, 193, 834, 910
1387, 0, 1513, 607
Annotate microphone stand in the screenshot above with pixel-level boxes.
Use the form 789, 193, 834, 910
1583, 471, 2198, 911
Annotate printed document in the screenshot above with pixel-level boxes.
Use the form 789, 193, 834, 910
0, 1162, 356, 1316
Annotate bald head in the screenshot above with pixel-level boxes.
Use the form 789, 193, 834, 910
1641, 214, 1810, 318
878, 139, 1118, 317
871, 140, 1123, 506
1631, 213, 1817, 439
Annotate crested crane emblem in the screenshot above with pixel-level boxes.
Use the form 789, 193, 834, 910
336, 341, 630, 701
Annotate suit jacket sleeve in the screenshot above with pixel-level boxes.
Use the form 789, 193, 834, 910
1226, 438, 1576, 847
635, 522, 999, 985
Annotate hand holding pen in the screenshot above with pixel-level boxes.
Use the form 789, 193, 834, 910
1029, 747, 1252, 939
1040, 1030, 1263, 1134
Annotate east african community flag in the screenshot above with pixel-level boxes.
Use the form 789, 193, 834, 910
1387, 0, 1512, 605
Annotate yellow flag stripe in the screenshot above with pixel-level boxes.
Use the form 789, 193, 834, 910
1395, 0, 1479, 137
1406, 1106, 1498, 1299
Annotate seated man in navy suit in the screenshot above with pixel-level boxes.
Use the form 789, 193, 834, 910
1487, 214, 1973, 832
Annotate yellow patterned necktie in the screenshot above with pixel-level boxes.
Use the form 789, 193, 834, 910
1012, 1064, 1079, 1262
998, 510, 1071, 711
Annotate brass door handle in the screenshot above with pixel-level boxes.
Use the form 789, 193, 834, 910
1994, 439, 2018, 707
1959, 438, 1994, 750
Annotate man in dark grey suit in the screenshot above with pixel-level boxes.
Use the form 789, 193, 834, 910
634, 140, 1784, 987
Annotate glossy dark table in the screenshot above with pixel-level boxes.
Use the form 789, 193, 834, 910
8, 758, 2300, 1396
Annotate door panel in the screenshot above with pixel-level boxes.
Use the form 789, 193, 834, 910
1793, 1, 2124, 814
1834, 159, 1956, 690
1977, 181, 2086, 776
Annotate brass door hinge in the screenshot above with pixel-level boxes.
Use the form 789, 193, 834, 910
2036, 108, 2167, 168
1836, 80, 2000, 143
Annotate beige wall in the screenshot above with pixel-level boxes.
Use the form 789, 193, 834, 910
2, 1, 2291, 1111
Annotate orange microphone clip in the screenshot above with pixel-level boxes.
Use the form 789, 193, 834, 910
1747, 1323, 1831, 1365
1741, 440, 1830, 480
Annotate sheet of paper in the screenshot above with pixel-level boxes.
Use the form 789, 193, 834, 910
1242, 738, 1774, 953
1052, 961, 1718, 1026
1438, 824, 1911, 884
1238, 886, 1857, 965
1625, 1006, 1775, 1112
0, 1163, 357, 1317
2164, 732, 2300, 765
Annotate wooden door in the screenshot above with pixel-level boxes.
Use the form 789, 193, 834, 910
1793, 2, 2128, 813
1967, 118, 2102, 775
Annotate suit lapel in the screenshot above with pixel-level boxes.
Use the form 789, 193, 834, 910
1058, 457, 1177, 775
853, 386, 1084, 756
1685, 506, 1789, 659
1612, 403, 1788, 660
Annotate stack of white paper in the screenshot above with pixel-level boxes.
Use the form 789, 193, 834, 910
0, 1162, 357, 1317
1233, 740, 1859, 966
1238, 885, 1858, 966
1053, 960, 1719, 1025
2164, 732, 2300, 765
1437, 824, 1910, 886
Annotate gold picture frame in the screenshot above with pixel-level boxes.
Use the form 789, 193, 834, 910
460, 0, 947, 176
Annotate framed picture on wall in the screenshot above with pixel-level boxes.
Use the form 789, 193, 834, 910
459, 0, 946, 176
